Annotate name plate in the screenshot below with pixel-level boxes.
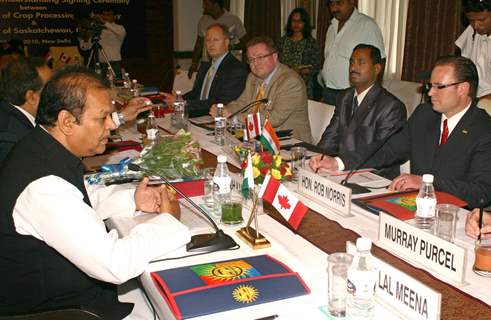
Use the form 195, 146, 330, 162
377, 212, 467, 285
347, 242, 441, 320
297, 167, 351, 217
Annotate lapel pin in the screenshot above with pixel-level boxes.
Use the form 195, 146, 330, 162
462, 129, 468, 134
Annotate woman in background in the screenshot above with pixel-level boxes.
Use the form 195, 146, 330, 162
278, 7, 321, 99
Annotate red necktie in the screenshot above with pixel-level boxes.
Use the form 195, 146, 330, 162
440, 119, 448, 146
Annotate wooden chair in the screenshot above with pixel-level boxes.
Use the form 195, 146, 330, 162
0, 309, 102, 320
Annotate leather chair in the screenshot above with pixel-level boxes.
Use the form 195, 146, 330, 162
0, 309, 102, 320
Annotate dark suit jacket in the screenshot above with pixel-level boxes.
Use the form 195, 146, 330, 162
0, 100, 34, 164
318, 84, 407, 178
347, 103, 491, 207
183, 52, 247, 117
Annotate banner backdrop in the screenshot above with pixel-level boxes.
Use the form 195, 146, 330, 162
0, 0, 146, 57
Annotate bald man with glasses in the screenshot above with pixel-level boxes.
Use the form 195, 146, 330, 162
310, 56, 491, 208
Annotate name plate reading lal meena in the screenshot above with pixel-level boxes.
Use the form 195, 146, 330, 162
297, 167, 351, 217
347, 242, 441, 320
378, 212, 467, 285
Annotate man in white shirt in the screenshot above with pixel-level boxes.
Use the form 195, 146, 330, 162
311, 56, 491, 208
320, 0, 385, 105
0, 57, 52, 163
97, 6, 126, 78
455, 0, 491, 104
0, 66, 189, 318
188, 0, 247, 79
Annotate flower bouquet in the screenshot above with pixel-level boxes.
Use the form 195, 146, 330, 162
241, 150, 292, 185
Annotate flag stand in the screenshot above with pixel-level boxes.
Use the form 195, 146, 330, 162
236, 191, 271, 249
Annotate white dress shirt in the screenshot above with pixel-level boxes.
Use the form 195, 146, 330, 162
99, 22, 126, 62
455, 26, 491, 98
321, 9, 385, 90
13, 176, 190, 284
13, 104, 36, 126
440, 103, 471, 141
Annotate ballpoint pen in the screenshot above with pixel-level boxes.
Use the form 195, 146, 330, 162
315, 154, 325, 174
254, 315, 278, 320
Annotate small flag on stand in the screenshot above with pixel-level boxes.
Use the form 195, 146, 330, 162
259, 120, 280, 154
246, 112, 261, 140
258, 174, 308, 230
242, 152, 254, 199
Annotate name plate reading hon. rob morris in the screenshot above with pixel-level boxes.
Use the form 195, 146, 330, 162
377, 212, 467, 285
297, 167, 352, 217
347, 242, 441, 320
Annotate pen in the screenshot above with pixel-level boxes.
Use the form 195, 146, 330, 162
315, 154, 325, 174
478, 199, 484, 241
254, 315, 278, 320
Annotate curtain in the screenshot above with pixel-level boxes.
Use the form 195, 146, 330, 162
229, 0, 245, 22
358, 0, 409, 80
316, 0, 331, 63
244, 0, 281, 41
280, 0, 298, 36
402, 0, 464, 82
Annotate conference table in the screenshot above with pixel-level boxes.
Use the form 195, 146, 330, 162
107, 117, 491, 319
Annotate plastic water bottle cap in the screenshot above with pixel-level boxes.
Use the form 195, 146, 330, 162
217, 155, 227, 163
217, 103, 224, 108
176, 90, 182, 95
422, 174, 434, 183
356, 237, 372, 251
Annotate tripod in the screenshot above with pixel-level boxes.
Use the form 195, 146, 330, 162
86, 37, 116, 78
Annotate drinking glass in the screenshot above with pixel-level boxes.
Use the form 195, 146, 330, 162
327, 253, 353, 317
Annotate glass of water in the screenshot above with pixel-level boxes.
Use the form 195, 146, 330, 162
327, 252, 353, 317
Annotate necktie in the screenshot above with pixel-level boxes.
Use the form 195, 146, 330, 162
252, 82, 265, 113
200, 64, 215, 100
440, 119, 449, 146
351, 96, 359, 119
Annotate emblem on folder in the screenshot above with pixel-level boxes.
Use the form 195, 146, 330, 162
191, 260, 261, 285
233, 285, 259, 303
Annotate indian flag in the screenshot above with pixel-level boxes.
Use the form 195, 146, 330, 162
259, 120, 280, 154
241, 152, 254, 199
258, 174, 308, 230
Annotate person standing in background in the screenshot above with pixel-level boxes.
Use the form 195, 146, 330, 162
277, 7, 321, 99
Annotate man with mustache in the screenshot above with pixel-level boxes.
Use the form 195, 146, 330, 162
0, 66, 190, 318
311, 44, 406, 179
319, 0, 385, 105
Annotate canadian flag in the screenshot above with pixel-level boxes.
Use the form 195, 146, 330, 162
258, 174, 308, 230
59, 52, 71, 64
246, 112, 261, 140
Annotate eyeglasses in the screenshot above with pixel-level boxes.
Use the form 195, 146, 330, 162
428, 81, 464, 90
247, 52, 276, 64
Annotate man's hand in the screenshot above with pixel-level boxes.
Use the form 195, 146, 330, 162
389, 173, 422, 191
160, 186, 181, 220
121, 97, 152, 122
309, 154, 339, 172
209, 104, 231, 118
135, 177, 162, 212
466, 209, 491, 240
160, 91, 176, 105
188, 63, 198, 79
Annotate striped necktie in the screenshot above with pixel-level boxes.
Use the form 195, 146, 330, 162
252, 82, 265, 113
200, 64, 215, 100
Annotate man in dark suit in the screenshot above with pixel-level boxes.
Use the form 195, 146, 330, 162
0, 57, 52, 164
311, 56, 491, 208
313, 44, 406, 178
162, 23, 247, 117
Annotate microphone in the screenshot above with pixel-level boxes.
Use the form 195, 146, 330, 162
229, 98, 269, 117
128, 163, 238, 252
340, 125, 404, 194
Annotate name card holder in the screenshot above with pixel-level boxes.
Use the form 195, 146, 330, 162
297, 167, 352, 217
377, 212, 467, 285
347, 242, 441, 320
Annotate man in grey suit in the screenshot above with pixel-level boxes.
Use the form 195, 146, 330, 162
210, 36, 312, 143
312, 44, 406, 178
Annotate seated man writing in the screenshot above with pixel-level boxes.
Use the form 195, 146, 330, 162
210, 36, 313, 143
0, 66, 190, 319
310, 56, 491, 208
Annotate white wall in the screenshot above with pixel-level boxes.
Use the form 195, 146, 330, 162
173, 0, 202, 52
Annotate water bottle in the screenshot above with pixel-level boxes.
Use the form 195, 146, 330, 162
415, 174, 437, 230
214, 103, 226, 146
106, 69, 114, 88
213, 155, 231, 206
131, 79, 140, 97
94, 62, 102, 75
172, 90, 187, 129
123, 72, 131, 88
346, 237, 377, 320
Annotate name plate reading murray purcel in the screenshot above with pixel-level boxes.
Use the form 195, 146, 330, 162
297, 167, 351, 217
378, 212, 467, 285
347, 242, 441, 320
